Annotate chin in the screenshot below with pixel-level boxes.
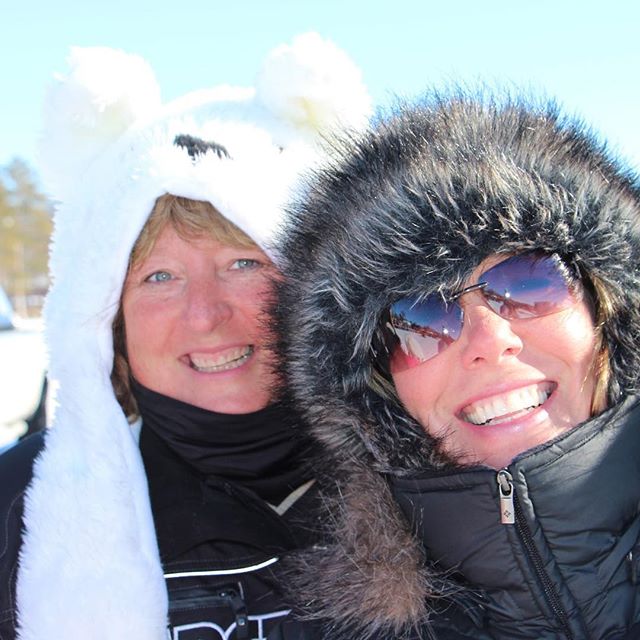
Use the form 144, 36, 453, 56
203, 394, 272, 415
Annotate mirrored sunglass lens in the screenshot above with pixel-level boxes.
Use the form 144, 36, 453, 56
481, 254, 575, 319
385, 297, 463, 372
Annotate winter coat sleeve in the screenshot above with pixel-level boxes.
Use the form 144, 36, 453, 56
0, 432, 45, 639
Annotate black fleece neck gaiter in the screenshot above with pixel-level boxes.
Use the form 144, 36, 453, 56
132, 379, 312, 504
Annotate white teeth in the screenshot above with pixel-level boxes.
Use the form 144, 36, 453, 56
494, 398, 508, 417
189, 346, 253, 372
461, 383, 554, 426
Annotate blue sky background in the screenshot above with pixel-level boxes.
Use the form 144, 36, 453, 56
3, 0, 639, 174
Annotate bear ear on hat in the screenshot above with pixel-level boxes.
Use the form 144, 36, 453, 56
255, 32, 372, 139
38, 46, 162, 201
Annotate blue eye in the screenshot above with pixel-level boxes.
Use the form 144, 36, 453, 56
145, 271, 173, 283
231, 258, 260, 270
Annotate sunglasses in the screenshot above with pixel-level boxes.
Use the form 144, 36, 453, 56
377, 252, 581, 374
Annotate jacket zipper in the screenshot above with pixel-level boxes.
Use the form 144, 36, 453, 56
219, 587, 249, 640
167, 586, 249, 639
496, 470, 574, 640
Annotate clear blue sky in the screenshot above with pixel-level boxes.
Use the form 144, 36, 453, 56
3, 0, 639, 174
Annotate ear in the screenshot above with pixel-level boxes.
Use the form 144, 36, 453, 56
39, 46, 162, 200
255, 32, 372, 138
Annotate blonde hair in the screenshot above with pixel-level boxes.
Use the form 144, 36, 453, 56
587, 273, 613, 415
111, 194, 259, 417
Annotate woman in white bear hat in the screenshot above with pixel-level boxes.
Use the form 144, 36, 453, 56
0, 34, 370, 640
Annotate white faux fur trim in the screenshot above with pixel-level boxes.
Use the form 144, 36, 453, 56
18, 35, 371, 638
17, 378, 167, 638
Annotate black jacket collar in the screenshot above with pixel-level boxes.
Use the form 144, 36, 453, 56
389, 396, 640, 637
140, 423, 297, 564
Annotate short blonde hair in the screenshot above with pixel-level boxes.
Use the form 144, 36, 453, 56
111, 194, 259, 416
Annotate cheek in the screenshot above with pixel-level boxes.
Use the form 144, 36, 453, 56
252, 277, 274, 304
562, 308, 600, 410
545, 302, 598, 374
528, 301, 599, 420
121, 294, 168, 374
392, 360, 447, 434
234, 280, 274, 334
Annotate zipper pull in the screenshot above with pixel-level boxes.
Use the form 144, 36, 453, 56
497, 470, 515, 525
229, 592, 249, 640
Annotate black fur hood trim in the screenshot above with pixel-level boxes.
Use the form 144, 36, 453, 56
275, 91, 640, 636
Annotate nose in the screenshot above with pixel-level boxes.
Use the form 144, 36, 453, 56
458, 296, 523, 367
184, 277, 233, 332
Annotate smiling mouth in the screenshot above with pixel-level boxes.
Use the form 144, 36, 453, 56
189, 346, 254, 372
460, 381, 556, 426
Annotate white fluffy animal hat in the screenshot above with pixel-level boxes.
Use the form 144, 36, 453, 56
18, 34, 371, 640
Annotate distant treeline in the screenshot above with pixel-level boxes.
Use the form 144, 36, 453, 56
0, 159, 52, 316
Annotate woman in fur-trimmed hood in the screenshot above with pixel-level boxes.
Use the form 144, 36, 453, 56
0, 34, 371, 640
275, 92, 640, 639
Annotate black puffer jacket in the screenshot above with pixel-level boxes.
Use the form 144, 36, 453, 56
274, 92, 640, 639
390, 396, 640, 639
271, 392, 640, 638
